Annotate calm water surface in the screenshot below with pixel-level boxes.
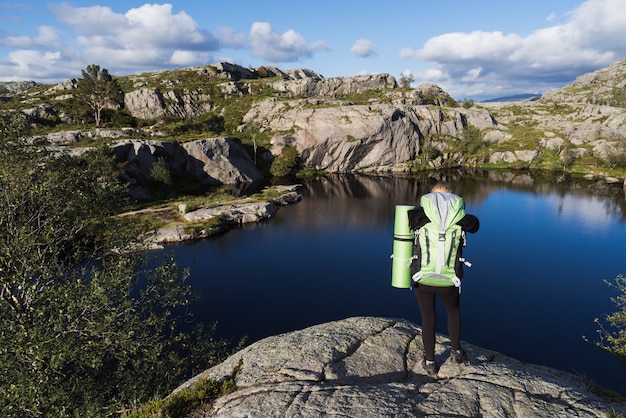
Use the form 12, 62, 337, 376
164, 172, 626, 395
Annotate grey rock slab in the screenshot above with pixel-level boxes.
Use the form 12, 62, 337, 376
173, 316, 626, 417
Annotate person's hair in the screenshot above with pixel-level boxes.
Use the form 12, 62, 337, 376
431, 183, 452, 193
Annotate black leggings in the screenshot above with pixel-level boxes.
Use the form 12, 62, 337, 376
414, 284, 461, 361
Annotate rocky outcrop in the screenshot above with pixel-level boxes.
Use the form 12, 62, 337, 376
180, 138, 263, 185
480, 98, 626, 163
124, 88, 213, 119
112, 137, 263, 187
244, 99, 498, 172
541, 59, 626, 107
475, 58, 626, 166
267, 73, 396, 98
173, 316, 625, 417
182, 201, 278, 224
6, 59, 626, 174
141, 185, 303, 246
29, 128, 134, 145
146, 202, 279, 245
488, 149, 540, 164
395, 83, 459, 107
0, 80, 39, 96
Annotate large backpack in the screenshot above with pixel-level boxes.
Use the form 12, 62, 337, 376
410, 191, 470, 290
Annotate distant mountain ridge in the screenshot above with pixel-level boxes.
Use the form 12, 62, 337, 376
481, 93, 542, 103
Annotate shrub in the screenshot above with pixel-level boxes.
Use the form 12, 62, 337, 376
150, 157, 173, 186
604, 142, 626, 170
270, 145, 299, 177
593, 274, 626, 366
0, 121, 234, 416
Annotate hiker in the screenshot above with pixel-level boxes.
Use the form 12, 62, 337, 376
408, 183, 479, 376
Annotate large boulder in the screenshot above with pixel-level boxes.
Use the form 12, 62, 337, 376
113, 137, 263, 186
123, 88, 212, 119
268, 73, 396, 98
181, 137, 263, 185
173, 316, 626, 417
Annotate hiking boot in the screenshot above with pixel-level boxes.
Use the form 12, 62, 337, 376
451, 348, 467, 364
422, 359, 437, 376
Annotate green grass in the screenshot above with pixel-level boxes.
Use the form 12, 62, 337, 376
122, 377, 236, 418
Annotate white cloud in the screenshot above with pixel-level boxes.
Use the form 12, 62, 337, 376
406, 0, 626, 99
0, 25, 59, 49
46, 3, 218, 73
420, 68, 446, 82
351, 38, 375, 58
1, 4, 328, 80
399, 47, 418, 60
310, 40, 331, 52
418, 31, 522, 63
50, 3, 129, 37
122, 4, 211, 49
569, 0, 626, 50
0, 49, 76, 81
215, 26, 246, 49
462, 67, 482, 82
249, 21, 328, 63
169, 50, 211, 66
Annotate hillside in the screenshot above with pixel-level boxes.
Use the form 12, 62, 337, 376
1, 59, 626, 183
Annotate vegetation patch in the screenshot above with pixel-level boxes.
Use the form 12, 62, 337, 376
123, 377, 237, 418
183, 214, 230, 238
337, 89, 392, 105
270, 145, 299, 177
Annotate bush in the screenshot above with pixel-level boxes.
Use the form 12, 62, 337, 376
0, 121, 234, 416
150, 157, 173, 186
270, 145, 299, 177
462, 99, 475, 109
593, 274, 626, 365
604, 142, 626, 170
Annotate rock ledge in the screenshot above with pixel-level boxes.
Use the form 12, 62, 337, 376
173, 316, 625, 417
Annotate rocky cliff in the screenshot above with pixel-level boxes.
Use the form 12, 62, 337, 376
6, 59, 626, 182
117, 65, 499, 173
116, 65, 490, 173
10, 63, 494, 174
242, 98, 497, 173
43, 134, 264, 195
113, 137, 263, 187
479, 59, 626, 168
172, 316, 625, 417
541, 59, 626, 107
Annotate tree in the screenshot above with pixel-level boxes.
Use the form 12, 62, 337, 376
75, 64, 124, 127
399, 72, 415, 89
0, 118, 232, 416
593, 274, 626, 365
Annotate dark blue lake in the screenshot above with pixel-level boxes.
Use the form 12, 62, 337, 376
163, 172, 626, 396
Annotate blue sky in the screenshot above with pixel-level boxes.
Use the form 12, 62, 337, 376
1, 0, 625, 101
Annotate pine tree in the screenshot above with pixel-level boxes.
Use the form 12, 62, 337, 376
74, 64, 124, 127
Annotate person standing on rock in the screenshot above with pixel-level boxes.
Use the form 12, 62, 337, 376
407, 183, 480, 376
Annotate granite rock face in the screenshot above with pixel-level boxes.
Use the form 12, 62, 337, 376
173, 316, 626, 417
9, 60, 626, 174
243, 99, 498, 173
112, 137, 264, 186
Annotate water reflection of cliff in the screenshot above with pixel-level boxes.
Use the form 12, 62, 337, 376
294, 170, 626, 226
